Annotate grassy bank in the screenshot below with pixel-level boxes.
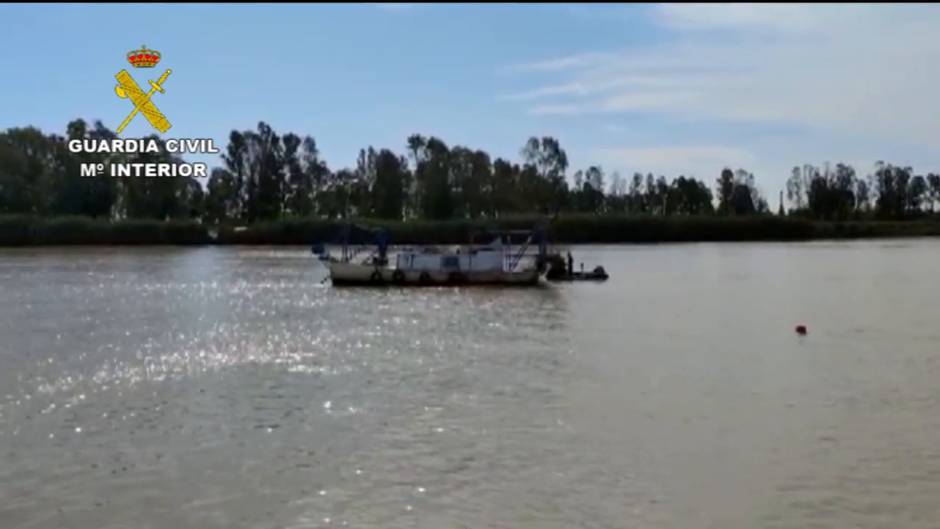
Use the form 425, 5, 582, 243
217, 214, 940, 245
2, 214, 939, 246
0, 215, 210, 246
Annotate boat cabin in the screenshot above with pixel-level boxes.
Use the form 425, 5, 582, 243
395, 244, 511, 272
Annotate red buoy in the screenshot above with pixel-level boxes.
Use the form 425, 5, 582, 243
795, 325, 807, 335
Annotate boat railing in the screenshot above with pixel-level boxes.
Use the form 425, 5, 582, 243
507, 236, 534, 271
343, 245, 376, 264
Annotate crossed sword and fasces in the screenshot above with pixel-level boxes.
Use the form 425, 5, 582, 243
114, 68, 172, 134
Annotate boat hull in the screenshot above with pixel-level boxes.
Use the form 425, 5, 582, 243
328, 261, 541, 286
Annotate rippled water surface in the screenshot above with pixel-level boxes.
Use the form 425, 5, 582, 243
2, 241, 940, 529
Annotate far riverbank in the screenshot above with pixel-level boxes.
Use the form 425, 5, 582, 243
2, 214, 939, 246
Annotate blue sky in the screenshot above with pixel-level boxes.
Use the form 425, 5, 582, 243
3, 3, 940, 202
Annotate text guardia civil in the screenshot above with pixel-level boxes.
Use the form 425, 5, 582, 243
69, 138, 219, 178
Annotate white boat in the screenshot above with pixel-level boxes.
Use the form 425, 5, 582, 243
317, 226, 548, 287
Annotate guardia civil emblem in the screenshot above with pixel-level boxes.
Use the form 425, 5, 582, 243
114, 45, 172, 134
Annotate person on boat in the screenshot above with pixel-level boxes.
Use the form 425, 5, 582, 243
567, 251, 574, 279
375, 229, 390, 265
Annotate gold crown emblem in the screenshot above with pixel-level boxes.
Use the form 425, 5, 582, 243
127, 45, 161, 68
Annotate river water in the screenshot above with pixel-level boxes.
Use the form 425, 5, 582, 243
1, 241, 939, 529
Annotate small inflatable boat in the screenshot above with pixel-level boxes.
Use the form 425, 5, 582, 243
547, 265, 609, 282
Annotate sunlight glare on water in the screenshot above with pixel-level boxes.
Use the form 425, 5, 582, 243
1, 241, 940, 528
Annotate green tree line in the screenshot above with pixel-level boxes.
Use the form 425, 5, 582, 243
0, 120, 203, 220
786, 163, 940, 220
3, 119, 940, 224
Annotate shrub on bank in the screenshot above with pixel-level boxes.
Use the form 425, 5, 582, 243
0, 215, 210, 245
2, 214, 938, 246
216, 214, 822, 245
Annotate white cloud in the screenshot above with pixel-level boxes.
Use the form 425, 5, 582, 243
508, 5, 940, 150
499, 82, 595, 101
598, 90, 698, 112
508, 51, 616, 73
653, 3, 824, 33
529, 103, 584, 116
500, 72, 724, 102
372, 3, 419, 12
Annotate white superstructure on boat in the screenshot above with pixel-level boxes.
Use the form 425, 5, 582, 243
316, 225, 548, 287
